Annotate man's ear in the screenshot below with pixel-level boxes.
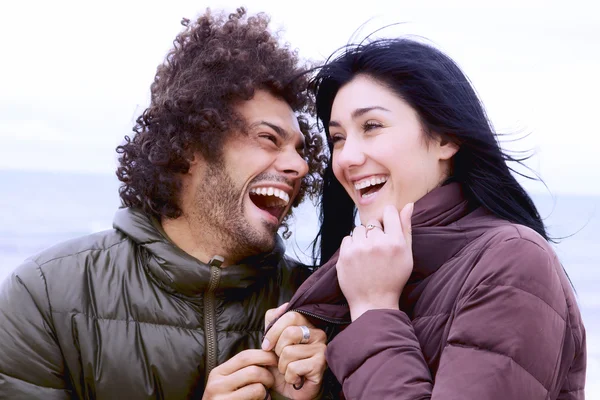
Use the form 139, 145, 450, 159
179, 152, 206, 186
187, 152, 204, 173
438, 136, 459, 161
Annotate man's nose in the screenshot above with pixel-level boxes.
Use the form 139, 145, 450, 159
276, 147, 309, 179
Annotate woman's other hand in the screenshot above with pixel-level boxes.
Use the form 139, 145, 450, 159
338, 203, 414, 321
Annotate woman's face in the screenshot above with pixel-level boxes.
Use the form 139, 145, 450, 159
328, 74, 458, 224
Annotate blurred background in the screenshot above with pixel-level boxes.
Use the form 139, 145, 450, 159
1, 0, 598, 395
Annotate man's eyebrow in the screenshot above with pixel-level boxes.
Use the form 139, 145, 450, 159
329, 106, 391, 128
251, 121, 305, 151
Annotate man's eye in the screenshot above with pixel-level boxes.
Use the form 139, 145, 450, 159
259, 133, 278, 144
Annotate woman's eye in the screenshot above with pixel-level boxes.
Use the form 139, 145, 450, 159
363, 121, 383, 131
328, 134, 345, 145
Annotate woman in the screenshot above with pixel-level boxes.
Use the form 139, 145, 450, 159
263, 38, 586, 399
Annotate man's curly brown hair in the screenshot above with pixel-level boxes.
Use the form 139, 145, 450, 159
116, 7, 325, 223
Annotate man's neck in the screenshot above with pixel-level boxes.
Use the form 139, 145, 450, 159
160, 216, 234, 267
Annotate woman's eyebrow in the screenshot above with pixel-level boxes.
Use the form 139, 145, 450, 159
329, 106, 391, 127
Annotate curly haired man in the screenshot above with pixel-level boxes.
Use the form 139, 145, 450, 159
0, 8, 335, 400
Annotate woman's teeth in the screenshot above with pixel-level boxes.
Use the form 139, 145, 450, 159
353, 176, 388, 191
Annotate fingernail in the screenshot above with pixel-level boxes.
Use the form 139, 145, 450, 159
293, 376, 305, 390
261, 338, 270, 351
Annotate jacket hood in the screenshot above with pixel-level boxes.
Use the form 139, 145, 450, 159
271, 182, 492, 328
113, 208, 285, 296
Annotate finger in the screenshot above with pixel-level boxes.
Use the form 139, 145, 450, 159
351, 225, 366, 242
382, 205, 403, 242
365, 219, 383, 230
225, 365, 275, 392
284, 355, 326, 387
364, 219, 384, 238
278, 342, 327, 376
216, 349, 278, 376
400, 202, 414, 249
230, 382, 270, 400
265, 302, 289, 330
274, 326, 326, 357
262, 311, 313, 351
340, 235, 353, 252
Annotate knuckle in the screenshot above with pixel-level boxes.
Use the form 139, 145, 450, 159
250, 383, 266, 399
314, 342, 327, 355
237, 352, 249, 365
282, 311, 298, 325
313, 373, 323, 385
248, 366, 263, 381
315, 350, 327, 365
287, 361, 300, 376
280, 326, 295, 343
289, 311, 304, 323
314, 329, 327, 343
265, 309, 275, 321
280, 345, 293, 360
278, 359, 287, 375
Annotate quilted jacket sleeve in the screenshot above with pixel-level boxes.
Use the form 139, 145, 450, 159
326, 238, 585, 400
0, 260, 70, 399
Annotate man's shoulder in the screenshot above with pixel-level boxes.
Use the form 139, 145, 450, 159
5, 229, 141, 311
29, 229, 132, 268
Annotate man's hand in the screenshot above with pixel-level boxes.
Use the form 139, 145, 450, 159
263, 303, 328, 400
203, 349, 278, 400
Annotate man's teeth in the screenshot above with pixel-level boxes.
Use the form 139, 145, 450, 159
249, 187, 290, 205
354, 176, 388, 191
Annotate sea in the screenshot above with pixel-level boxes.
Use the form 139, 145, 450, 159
1, 169, 598, 396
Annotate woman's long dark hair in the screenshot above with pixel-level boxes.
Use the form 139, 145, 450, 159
311, 38, 548, 265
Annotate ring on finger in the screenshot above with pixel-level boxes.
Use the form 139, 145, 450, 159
365, 224, 382, 235
299, 325, 311, 344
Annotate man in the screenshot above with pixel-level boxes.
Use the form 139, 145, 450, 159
0, 8, 332, 399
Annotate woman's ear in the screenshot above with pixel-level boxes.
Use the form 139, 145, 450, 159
437, 136, 459, 161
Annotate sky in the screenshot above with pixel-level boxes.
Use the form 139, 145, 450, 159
0, 0, 599, 195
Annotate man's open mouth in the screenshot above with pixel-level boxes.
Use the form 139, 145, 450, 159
249, 186, 291, 221
354, 176, 388, 199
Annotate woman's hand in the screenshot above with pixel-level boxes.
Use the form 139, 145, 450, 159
262, 304, 328, 400
337, 203, 414, 321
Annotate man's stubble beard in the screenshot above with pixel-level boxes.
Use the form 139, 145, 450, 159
191, 162, 278, 261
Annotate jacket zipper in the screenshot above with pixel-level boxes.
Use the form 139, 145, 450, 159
204, 256, 223, 383
291, 308, 349, 325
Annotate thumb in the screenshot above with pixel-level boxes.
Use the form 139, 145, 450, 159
400, 202, 414, 250
264, 302, 289, 330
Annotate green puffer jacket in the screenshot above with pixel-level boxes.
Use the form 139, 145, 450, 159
0, 208, 330, 399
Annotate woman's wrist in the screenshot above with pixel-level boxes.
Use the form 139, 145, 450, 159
349, 302, 400, 322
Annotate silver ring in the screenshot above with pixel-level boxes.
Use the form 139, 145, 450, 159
299, 325, 310, 344
366, 224, 377, 232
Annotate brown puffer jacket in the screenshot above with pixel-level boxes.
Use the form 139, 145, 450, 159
0, 208, 316, 399
275, 183, 586, 400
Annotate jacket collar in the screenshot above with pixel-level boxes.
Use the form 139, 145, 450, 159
409, 182, 473, 282
274, 182, 483, 325
113, 208, 283, 297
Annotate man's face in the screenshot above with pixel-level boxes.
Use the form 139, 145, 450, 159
189, 90, 309, 259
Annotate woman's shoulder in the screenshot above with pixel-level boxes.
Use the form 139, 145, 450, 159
463, 220, 573, 315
